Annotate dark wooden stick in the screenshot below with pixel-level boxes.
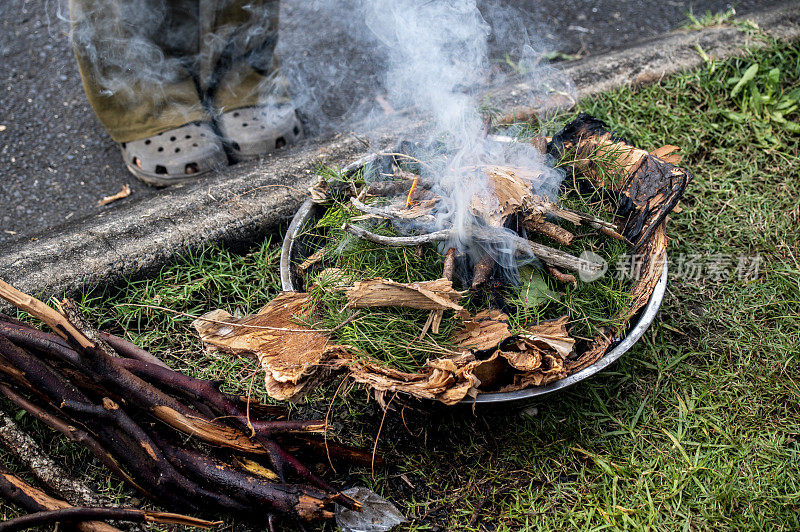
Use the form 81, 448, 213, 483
97, 331, 169, 369
546, 265, 577, 284
524, 219, 574, 246
0, 383, 142, 494
421, 248, 457, 337
0, 464, 121, 532
112, 358, 327, 436
156, 439, 336, 520
0, 507, 220, 532
0, 412, 102, 507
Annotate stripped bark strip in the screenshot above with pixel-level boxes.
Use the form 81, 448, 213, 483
421, 248, 457, 338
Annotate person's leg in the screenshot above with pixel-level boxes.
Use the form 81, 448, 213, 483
70, 0, 228, 185
200, 0, 302, 158
70, 0, 207, 143
199, 0, 284, 112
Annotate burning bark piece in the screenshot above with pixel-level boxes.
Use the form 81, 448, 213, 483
404, 176, 419, 208
345, 278, 464, 311
363, 171, 429, 199
194, 292, 351, 401
549, 113, 691, 248
471, 253, 495, 288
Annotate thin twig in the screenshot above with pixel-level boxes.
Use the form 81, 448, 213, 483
372, 392, 398, 479
114, 304, 360, 333
342, 223, 451, 246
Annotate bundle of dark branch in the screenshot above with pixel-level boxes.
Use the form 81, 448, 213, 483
0, 280, 371, 530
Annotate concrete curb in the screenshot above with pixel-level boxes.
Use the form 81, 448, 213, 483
2, 2, 799, 304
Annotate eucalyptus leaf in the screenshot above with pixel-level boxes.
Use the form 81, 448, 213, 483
517, 268, 560, 308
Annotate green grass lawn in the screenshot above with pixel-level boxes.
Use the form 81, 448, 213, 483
3, 38, 800, 531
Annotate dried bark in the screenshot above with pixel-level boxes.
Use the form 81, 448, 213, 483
194, 292, 351, 402
420, 248, 457, 338
345, 278, 464, 311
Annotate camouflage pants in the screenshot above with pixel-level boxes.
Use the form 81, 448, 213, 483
70, 0, 281, 142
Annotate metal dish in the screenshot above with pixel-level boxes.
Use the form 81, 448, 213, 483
280, 153, 668, 404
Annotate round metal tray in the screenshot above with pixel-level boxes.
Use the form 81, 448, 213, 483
281, 197, 668, 404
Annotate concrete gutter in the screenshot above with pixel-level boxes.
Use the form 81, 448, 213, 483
2, 2, 799, 303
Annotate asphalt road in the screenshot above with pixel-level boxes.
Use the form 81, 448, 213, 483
0, 0, 781, 247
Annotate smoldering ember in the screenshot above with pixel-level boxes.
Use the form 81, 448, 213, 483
4, 0, 798, 530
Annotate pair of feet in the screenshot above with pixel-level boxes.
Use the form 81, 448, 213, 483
120, 104, 302, 186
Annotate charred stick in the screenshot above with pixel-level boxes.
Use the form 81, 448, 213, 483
546, 265, 577, 285
471, 253, 495, 288
342, 223, 450, 246
0, 464, 121, 532
421, 248, 457, 338
442, 247, 457, 281
0, 507, 219, 532
524, 219, 574, 246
